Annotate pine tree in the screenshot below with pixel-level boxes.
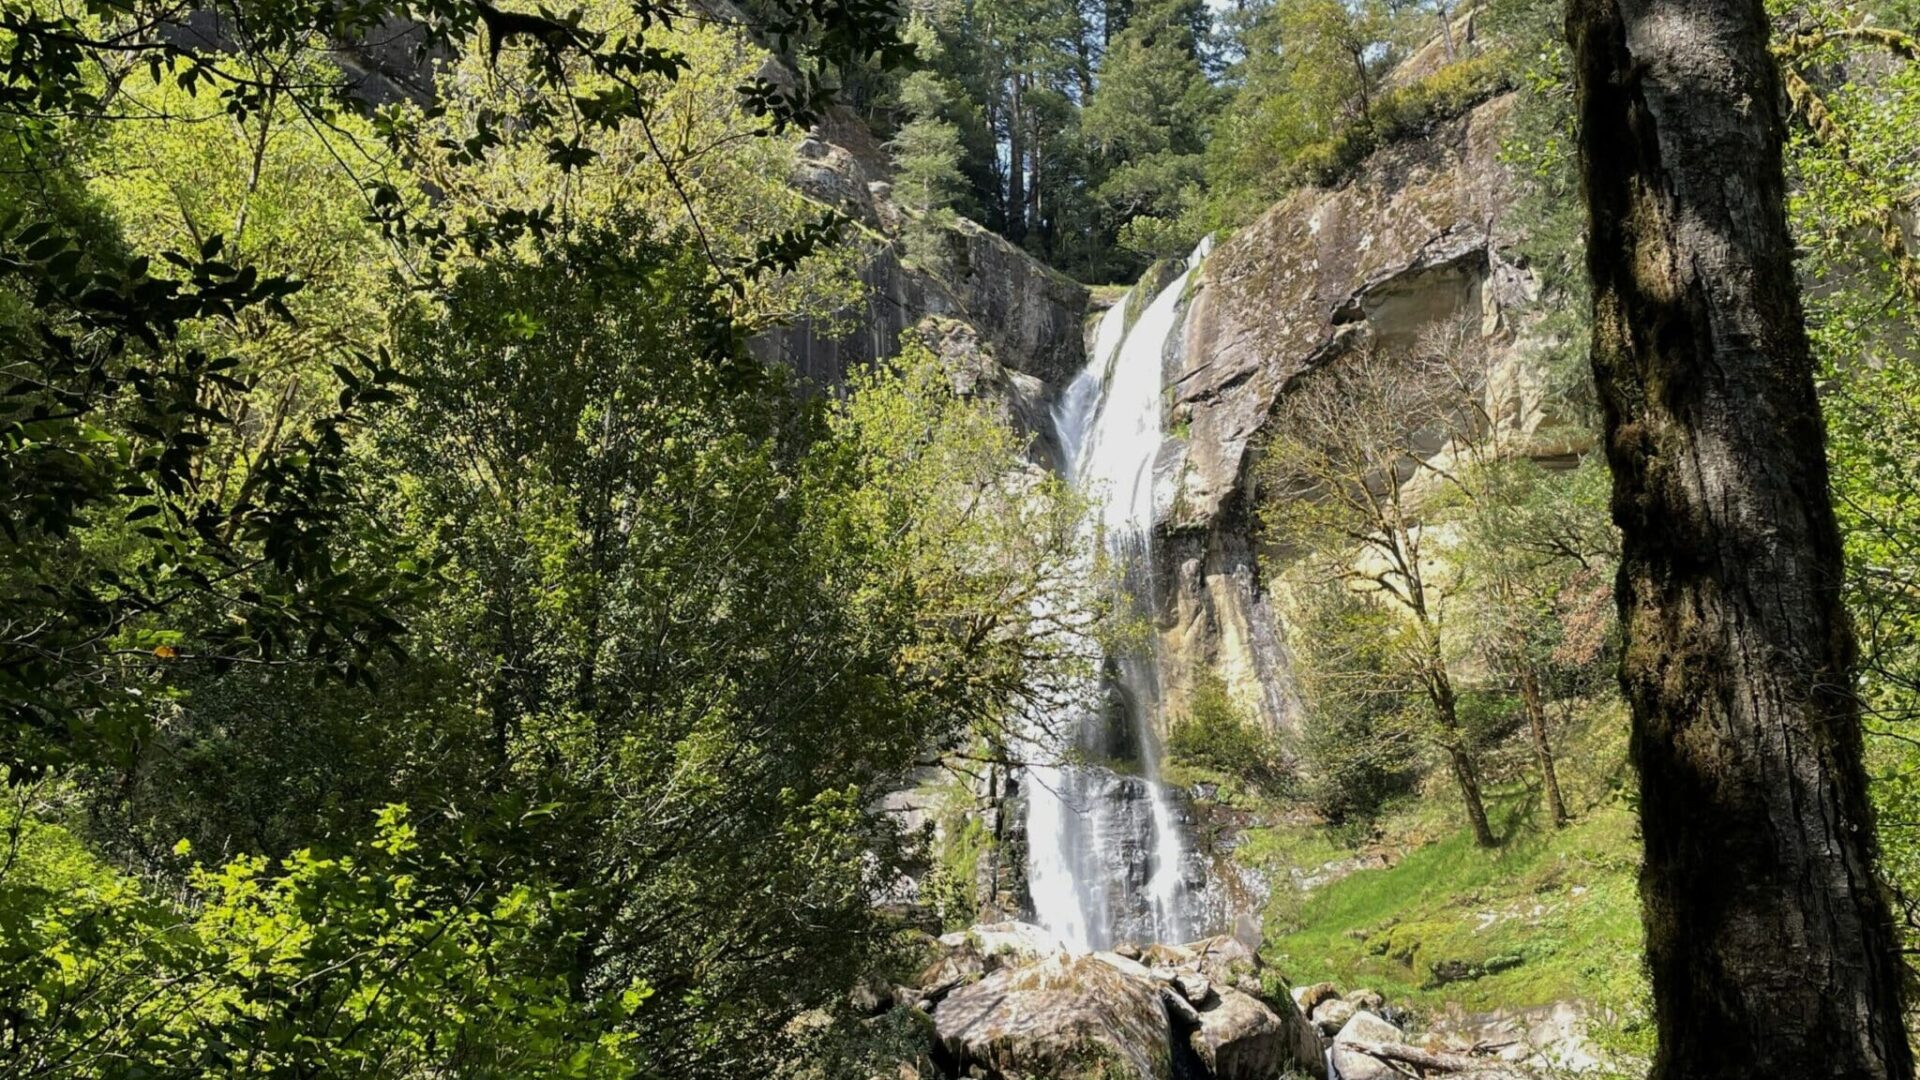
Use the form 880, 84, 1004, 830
890, 55, 969, 272
1081, 0, 1218, 260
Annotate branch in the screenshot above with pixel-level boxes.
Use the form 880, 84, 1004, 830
1340, 1039, 1481, 1074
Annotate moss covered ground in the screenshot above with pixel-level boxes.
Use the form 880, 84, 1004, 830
1230, 701, 1652, 1050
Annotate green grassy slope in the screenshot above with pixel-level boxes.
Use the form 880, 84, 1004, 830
1232, 702, 1651, 1049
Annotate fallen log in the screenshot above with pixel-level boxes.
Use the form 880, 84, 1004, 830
1339, 1039, 1480, 1074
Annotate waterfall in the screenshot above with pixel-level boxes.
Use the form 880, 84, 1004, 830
1021, 239, 1210, 952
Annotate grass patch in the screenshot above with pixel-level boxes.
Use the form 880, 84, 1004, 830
1264, 795, 1642, 1015
1241, 701, 1649, 1028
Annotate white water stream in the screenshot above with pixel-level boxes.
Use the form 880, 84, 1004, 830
1022, 239, 1211, 952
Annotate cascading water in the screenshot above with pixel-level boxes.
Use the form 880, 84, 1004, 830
1021, 239, 1212, 952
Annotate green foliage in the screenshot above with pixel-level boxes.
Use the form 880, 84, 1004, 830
923, 812, 992, 931
359, 227, 1088, 1072
1167, 672, 1288, 792
0, 800, 639, 1076
1287, 584, 1425, 825
413, 9, 865, 327
0, 118, 416, 778
1197, 0, 1508, 229
6, 148, 1084, 1070
1250, 701, 1648, 1061
0, 0, 1173, 1070
1082, 0, 1220, 259
1447, 455, 1619, 689
891, 27, 972, 274
1, 0, 897, 784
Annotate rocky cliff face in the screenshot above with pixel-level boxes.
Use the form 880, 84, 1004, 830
1153, 92, 1542, 737
753, 114, 1089, 416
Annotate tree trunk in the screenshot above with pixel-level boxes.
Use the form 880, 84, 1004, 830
1027, 136, 1043, 249
1074, 34, 1095, 103
1445, 742, 1495, 848
1409, 549, 1496, 848
1430, 655, 1496, 848
1518, 668, 1568, 826
984, 88, 1005, 235
1349, 46, 1373, 126
1005, 75, 1026, 243
1567, 0, 1912, 1076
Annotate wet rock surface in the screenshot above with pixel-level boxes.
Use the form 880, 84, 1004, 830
1004, 764, 1239, 951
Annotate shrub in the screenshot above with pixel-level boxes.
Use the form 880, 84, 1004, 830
1288, 584, 1424, 825
0, 805, 641, 1077
1168, 673, 1289, 792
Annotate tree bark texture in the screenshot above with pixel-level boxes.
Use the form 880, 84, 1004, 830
1566, 0, 1912, 1075
1006, 75, 1027, 243
1518, 668, 1568, 826
1428, 646, 1497, 848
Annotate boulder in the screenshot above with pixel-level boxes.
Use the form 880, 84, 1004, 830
1292, 981, 1342, 1015
1161, 984, 1203, 1028
917, 921, 1064, 999
937, 922, 1064, 969
1347, 988, 1386, 1013
1141, 942, 1200, 968
1186, 935, 1258, 982
932, 953, 1172, 1080
1172, 940, 1324, 1077
1332, 1010, 1410, 1080
1312, 997, 1356, 1034
1173, 972, 1216, 1007
1092, 951, 1156, 981
915, 948, 983, 1000
1188, 984, 1297, 1080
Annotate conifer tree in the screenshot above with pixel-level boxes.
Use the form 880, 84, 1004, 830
1082, 0, 1218, 258
890, 21, 970, 272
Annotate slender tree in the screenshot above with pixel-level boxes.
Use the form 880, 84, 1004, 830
1261, 343, 1497, 847
1566, 0, 1913, 1075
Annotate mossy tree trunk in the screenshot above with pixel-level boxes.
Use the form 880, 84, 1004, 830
1566, 0, 1913, 1074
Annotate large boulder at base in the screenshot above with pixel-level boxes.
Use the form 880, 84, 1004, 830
1183, 936, 1323, 1078
932, 953, 1172, 1080
938, 922, 1065, 967
918, 922, 1065, 998
1332, 1010, 1410, 1080
1188, 984, 1297, 1080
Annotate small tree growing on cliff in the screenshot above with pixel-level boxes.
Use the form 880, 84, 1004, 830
1259, 338, 1497, 846
1449, 454, 1618, 827
889, 19, 970, 275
